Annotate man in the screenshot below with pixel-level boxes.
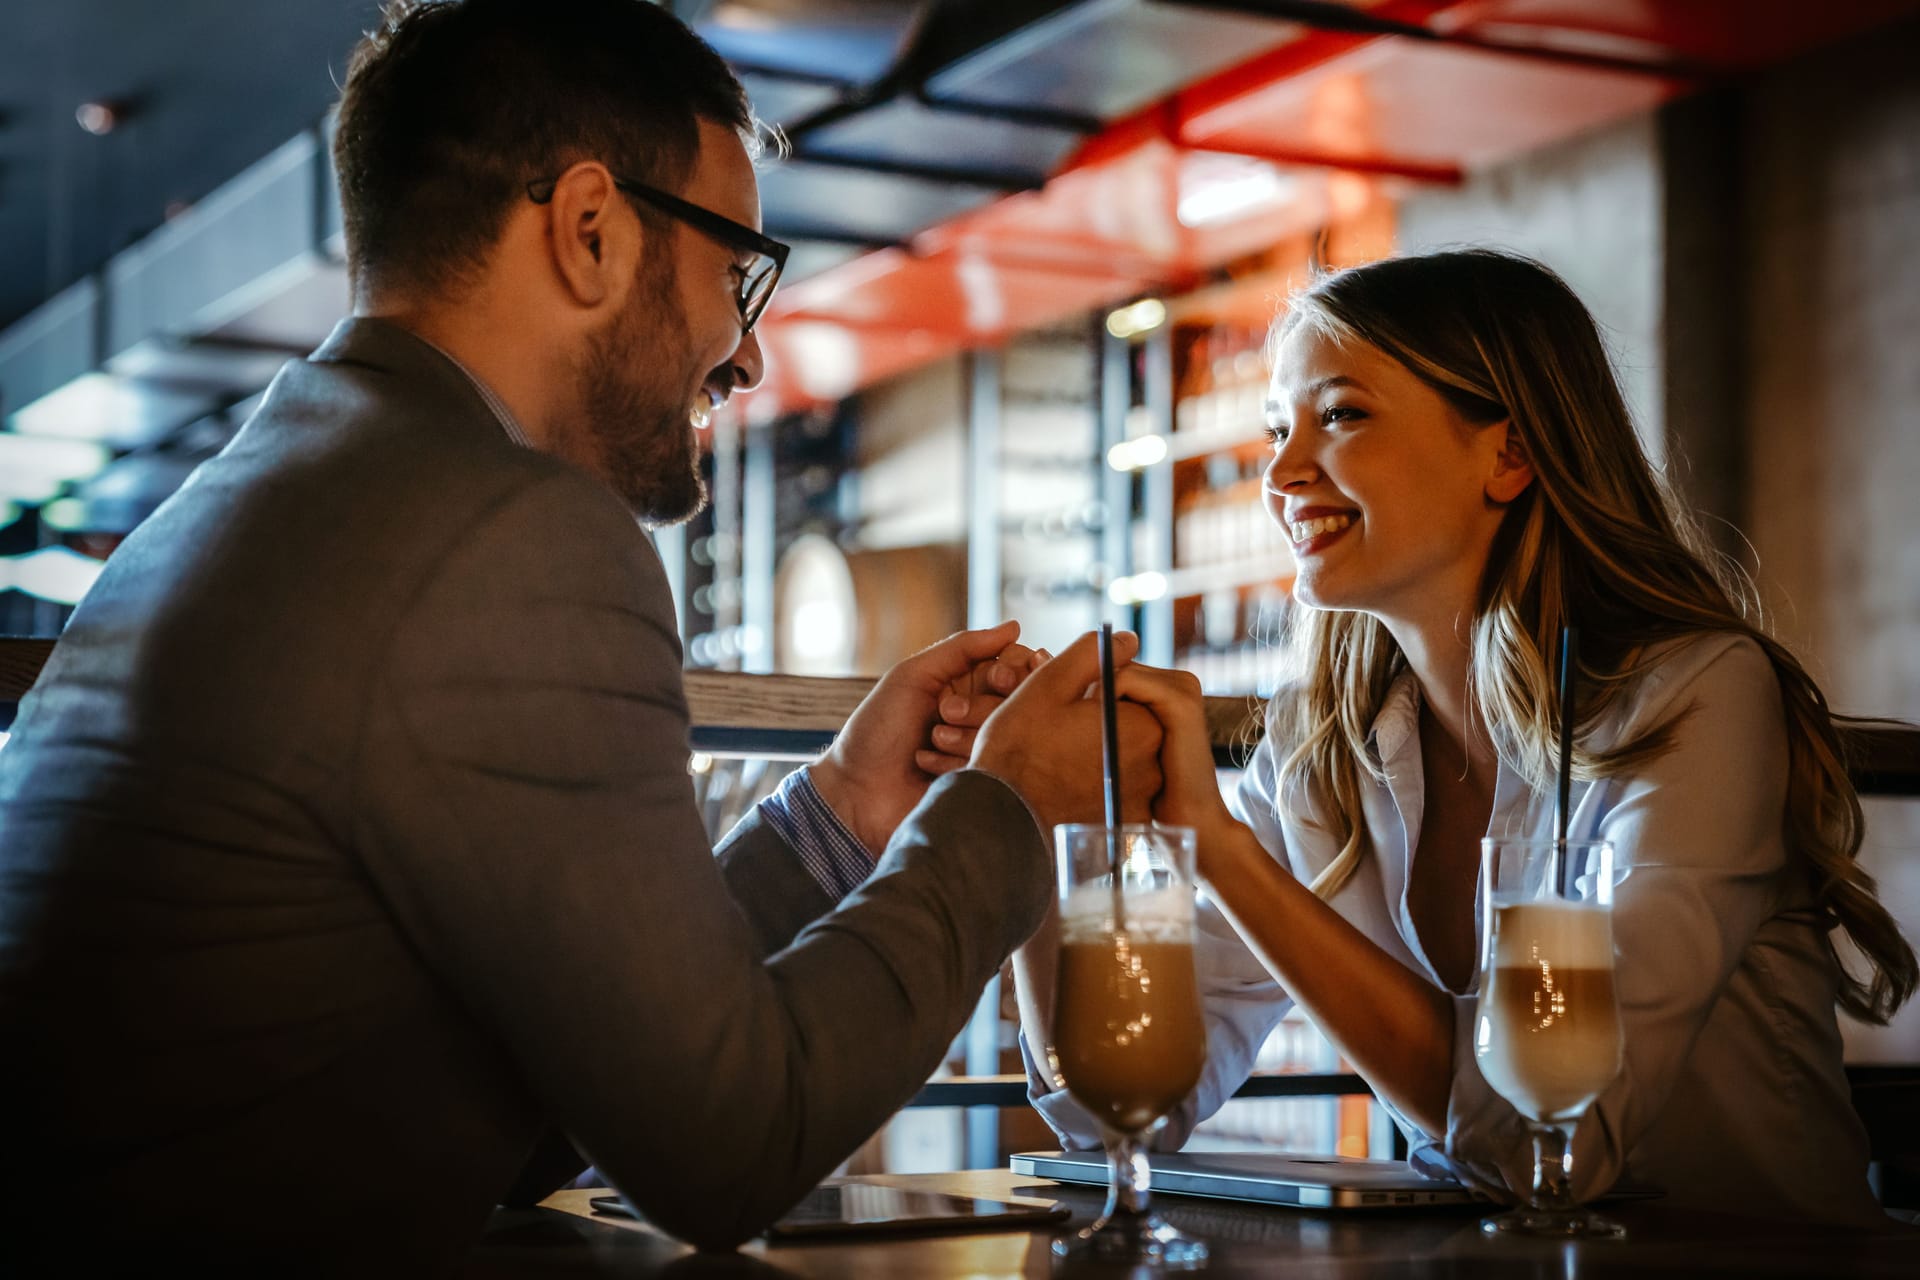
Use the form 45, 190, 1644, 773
0, 0, 1158, 1268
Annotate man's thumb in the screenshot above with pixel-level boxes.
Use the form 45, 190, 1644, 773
904, 620, 1021, 683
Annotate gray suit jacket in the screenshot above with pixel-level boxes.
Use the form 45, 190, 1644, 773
0, 318, 1050, 1271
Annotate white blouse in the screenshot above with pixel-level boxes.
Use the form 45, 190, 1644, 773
1024, 634, 1885, 1225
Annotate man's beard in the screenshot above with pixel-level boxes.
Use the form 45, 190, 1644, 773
578, 257, 709, 526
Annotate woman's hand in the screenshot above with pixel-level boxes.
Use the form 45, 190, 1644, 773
969, 630, 1162, 830
1111, 663, 1239, 857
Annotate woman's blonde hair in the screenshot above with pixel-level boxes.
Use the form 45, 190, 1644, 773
1267, 248, 1914, 1024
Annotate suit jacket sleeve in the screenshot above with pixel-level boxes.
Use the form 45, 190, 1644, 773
714, 807, 835, 961
350, 471, 1050, 1250
495, 809, 831, 1206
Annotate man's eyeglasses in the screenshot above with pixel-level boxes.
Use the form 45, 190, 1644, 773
527, 174, 789, 334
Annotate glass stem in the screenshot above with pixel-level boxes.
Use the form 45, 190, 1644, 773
1103, 1130, 1152, 1221
1528, 1119, 1579, 1212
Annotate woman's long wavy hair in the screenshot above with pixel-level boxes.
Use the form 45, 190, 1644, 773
1267, 248, 1914, 1024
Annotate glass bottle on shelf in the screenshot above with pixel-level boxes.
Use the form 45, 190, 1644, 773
1232, 344, 1267, 436
1174, 328, 1209, 436
1205, 333, 1239, 437
1202, 455, 1238, 570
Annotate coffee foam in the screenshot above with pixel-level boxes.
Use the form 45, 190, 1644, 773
1491, 901, 1613, 969
1060, 884, 1193, 944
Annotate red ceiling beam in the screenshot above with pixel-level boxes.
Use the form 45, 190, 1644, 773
739, 1, 1913, 422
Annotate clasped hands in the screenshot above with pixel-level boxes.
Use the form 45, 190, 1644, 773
807, 621, 1235, 861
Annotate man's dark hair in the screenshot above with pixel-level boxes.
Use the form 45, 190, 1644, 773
333, 0, 756, 298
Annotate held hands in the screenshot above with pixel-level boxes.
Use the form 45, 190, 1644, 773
1109, 664, 1239, 856
967, 630, 1164, 831
809, 621, 1042, 859
930, 630, 1234, 847
807, 619, 1217, 857
914, 641, 1051, 777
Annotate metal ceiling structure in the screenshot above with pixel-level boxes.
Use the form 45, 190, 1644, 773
2, 0, 1918, 532
740, 0, 1920, 417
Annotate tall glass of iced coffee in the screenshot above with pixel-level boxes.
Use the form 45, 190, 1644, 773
1474, 837, 1626, 1239
1049, 823, 1208, 1268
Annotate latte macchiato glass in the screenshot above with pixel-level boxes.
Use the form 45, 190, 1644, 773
1048, 824, 1208, 1268
1475, 837, 1626, 1239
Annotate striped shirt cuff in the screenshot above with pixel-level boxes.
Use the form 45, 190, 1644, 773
758, 767, 874, 901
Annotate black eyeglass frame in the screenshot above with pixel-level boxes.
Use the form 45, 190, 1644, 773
527, 174, 789, 334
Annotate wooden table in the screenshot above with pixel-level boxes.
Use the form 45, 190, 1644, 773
466, 1169, 1919, 1278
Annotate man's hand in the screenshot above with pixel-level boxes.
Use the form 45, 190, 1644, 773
970, 629, 1163, 831
808, 621, 1030, 859
916, 641, 1051, 776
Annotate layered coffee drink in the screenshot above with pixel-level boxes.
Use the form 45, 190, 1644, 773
1475, 900, 1622, 1123
1053, 886, 1207, 1135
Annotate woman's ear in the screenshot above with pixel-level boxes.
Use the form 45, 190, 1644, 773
1486, 420, 1535, 505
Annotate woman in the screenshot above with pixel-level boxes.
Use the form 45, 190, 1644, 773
993, 249, 1915, 1225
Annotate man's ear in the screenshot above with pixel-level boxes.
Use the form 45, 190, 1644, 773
544, 162, 641, 309
1485, 420, 1535, 505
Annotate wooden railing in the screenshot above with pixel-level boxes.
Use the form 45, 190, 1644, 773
4, 636, 1916, 793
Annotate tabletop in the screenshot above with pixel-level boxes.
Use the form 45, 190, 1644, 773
464, 1169, 1920, 1278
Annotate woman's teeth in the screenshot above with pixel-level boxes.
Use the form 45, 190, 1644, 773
1289, 513, 1354, 545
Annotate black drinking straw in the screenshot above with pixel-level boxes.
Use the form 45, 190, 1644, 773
1555, 626, 1580, 898
1097, 624, 1127, 917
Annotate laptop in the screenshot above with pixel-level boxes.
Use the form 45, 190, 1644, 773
1010, 1150, 1481, 1210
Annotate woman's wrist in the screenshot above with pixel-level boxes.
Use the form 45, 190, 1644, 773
1194, 813, 1262, 886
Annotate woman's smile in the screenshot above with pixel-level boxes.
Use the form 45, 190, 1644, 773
1285, 507, 1359, 554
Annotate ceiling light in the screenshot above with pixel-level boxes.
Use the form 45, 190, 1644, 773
707, 3, 779, 33
1106, 435, 1169, 472
1105, 297, 1166, 340
0, 475, 61, 504
0, 546, 106, 606
76, 100, 129, 135
1178, 157, 1297, 228
8, 371, 212, 448
1107, 571, 1168, 606
38, 498, 88, 531
0, 433, 111, 480
0, 434, 112, 501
